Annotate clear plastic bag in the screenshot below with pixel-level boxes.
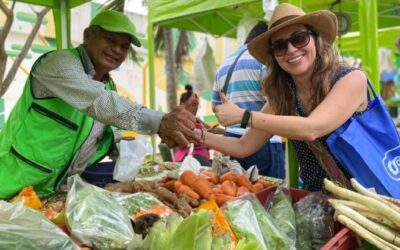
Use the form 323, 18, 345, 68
266, 186, 297, 245
294, 192, 335, 250
222, 193, 293, 250
180, 143, 201, 174
194, 37, 216, 91
237, 12, 258, 44
114, 135, 153, 182
263, 0, 278, 21
113, 192, 174, 219
0, 200, 79, 250
65, 175, 135, 249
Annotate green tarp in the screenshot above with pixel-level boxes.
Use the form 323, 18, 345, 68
148, 0, 262, 38
14, 0, 90, 9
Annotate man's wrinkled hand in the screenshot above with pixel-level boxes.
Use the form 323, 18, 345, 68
158, 107, 197, 148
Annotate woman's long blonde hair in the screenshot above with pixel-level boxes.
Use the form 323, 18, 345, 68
263, 27, 345, 115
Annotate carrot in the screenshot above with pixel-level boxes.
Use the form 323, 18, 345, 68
201, 170, 219, 184
215, 194, 235, 206
212, 187, 223, 195
253, 183, 264, 192
221, 180, 237, 197
220, 171, 237, 183
235, 175, 255, 192
173, 180, 183, 193
163, 180, 176, 191
180, 170, 197, 188
237, 186, 249, 196
207, 193, 216, 201
193, 177, 213, 199
256, 178, 272, 188
132, 204, 174, 219
177, 184, 200, 200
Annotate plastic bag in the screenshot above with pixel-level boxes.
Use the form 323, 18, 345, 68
211, 155, 258, 180
194, 38, 216, 91
266, 186, 297, 245
114, 135, 153, 182
65, 175, 135, 249
237, 12, 258, 44
222, 193, 293, 250
180, 144, 201, 174
293, 192, 335, 250
0, 200, 79, 250
113, 192, 174, 219
263, 0, 278, 21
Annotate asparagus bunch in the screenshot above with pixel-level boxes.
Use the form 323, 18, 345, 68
324, 178, 400, 250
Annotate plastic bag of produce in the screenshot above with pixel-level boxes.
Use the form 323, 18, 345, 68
113, 192, 174, 219
114, 135, 153, 182
65, 175, 135, 249
222, 193, 294, 250
0, 200, 79, 250
266, 186, 297, 244
294, 192, 335, 250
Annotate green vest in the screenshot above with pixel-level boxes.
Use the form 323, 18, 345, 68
0, 48, 114, 199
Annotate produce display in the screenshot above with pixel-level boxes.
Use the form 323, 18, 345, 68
324, 178, 400, 250
3, 158, 399, 250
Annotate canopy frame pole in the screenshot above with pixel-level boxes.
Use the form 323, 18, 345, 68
286, 0, 302, 188
187, 17, 210, 33
53, 0, 70, 50
359, 0, 379, 92
147, 22, 157, 158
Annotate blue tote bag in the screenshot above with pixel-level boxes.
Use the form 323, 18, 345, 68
327, 81, 400, 198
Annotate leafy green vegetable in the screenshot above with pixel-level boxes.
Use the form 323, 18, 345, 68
223, 194, 292, 250
65, 175, 134, 250
141, 210, 233, 250
171, 210, 213, 250
268, 188, 296, 241
115, 192, 163, 215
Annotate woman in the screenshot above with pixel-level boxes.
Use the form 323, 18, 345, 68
174, 85, 212, 166
195, 3, 369, 191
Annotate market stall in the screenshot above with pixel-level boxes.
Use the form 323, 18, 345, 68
2, 1, 400, 249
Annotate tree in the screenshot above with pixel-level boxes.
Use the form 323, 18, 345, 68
0, 1, 49, 97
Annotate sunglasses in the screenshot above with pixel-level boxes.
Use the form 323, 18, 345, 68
270, 30, 313, 57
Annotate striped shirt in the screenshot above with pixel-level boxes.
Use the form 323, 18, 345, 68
212, 44, 266, 111
212, 44, 281, 143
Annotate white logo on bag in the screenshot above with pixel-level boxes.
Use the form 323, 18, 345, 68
382, 145, 400, 181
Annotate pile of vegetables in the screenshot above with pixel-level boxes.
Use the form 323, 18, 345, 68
324, 178, 400, 250
105, 179, 197, 217
162, 169, 272, 206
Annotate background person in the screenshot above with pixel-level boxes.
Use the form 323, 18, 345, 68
196, 3, 371, 192
212, 22, 285, 178
174, 85, 211, 166
0, 10, 197, 199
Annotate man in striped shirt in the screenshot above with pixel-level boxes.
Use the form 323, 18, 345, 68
212, 22, 285, 178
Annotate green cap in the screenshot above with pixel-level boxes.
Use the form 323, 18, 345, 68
90, 10, 141, 47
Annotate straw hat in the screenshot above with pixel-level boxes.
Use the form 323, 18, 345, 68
248, 3, 337, 65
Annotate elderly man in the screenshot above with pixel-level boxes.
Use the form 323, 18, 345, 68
0, 10, 196, 199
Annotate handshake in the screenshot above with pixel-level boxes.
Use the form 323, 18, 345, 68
157, 106, 201, 148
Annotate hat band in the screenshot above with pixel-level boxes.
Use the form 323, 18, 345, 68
269, 15, 301, 29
